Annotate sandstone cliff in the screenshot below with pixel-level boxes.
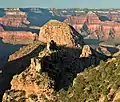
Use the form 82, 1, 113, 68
87, 21, 120, 42
64, 15, 86, 32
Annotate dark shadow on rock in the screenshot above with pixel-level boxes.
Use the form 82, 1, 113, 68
39, 45, 108, 91
0, 44, 110, 101
0, 44, 45, 101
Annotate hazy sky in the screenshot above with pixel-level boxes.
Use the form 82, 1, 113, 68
0, 0, 119, 8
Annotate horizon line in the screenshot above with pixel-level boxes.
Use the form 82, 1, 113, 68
0, 7, 120, 9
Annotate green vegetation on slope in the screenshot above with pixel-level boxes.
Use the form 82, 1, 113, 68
54, 58, 120, 102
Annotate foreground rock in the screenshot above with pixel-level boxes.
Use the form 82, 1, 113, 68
2, 39, 108, 102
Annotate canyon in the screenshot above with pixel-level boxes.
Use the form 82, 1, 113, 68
1, 21, 109, 102
0, 24, 38, 44
0, 8, 120, 102
1, 8, 120, 45
0, 8, 38, 44
0, 8, 120, 68
64, 11, 120, 43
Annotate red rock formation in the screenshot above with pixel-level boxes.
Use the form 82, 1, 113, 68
64, 15, 87, 32
0, 8, 30, 27
64, 11, 120, 41
0, 20, 37, 44
64, 15, 87, 24
8, 42, 41, 61
64, 11, 101, 32
88, 21, 120, 41
86, 11, 101, 24
0, 16, 29, 27
0, 31, 38, 44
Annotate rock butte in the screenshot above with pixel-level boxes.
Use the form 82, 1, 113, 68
39, 20, 84, 47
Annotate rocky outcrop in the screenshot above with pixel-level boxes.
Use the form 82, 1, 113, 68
87, 21, 120, 42
87, 22, 120, 42
113, 89, 120, 102
96, 46, 112, 56
8, 42, 41, 61
80, 45, 92, 57
0, 31, 38, 44
0, 16, 30, 27
0, 9, 36, 44
86, 11, 101, 24
46, 40, 57, 51
64, 15, 87, 25
39, 20, 84, 48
